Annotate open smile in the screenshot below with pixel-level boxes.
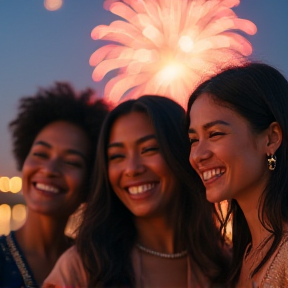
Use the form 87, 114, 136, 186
33, 182, 62, 194
202, 168, 225, 182
127, 183, 157, 195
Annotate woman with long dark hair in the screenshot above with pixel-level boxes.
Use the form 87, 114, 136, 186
187, 63, 288, 287
0, 82, 109, 287
44, 95, 229, 287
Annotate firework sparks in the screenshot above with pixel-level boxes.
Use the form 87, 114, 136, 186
90, 0, 257, 107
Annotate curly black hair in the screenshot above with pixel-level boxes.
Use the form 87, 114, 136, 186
9, 82, 110, 176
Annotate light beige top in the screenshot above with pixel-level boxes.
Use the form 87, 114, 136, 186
43, 245, 211, 288
237, 234, 288, 288
258, 234, 288, 288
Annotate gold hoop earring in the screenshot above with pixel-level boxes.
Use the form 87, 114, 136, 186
267, 154, 277, 171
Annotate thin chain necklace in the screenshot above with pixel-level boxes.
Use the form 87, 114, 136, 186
136, 243, 187, 259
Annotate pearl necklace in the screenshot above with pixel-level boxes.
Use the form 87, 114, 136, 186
136, 243, 187, 259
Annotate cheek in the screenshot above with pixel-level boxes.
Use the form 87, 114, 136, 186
148, 155, 168, 172
189, 149, 196, 169
67, 169, 87, 192
153, 158, 176, 185
21, 158, 36, 182
108, 163, 122, 187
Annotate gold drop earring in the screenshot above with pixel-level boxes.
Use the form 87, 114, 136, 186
267, 154, 277, 171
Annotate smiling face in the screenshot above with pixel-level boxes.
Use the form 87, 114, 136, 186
107, 111, 178, 218
188, 93, 270, 204
22, 121, 91, 218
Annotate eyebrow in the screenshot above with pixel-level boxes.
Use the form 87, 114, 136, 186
188, 120, 230, 134
33, 141, 87, 161
107, 134, 156, 148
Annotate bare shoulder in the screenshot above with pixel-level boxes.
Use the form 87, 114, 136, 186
42, 246, 87, 288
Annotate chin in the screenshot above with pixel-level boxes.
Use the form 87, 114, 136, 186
131, 207, 156, 218
30, 205, 68, 218
206, 192, 226, 204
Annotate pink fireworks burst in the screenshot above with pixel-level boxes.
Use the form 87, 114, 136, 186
90, 0, 257, 107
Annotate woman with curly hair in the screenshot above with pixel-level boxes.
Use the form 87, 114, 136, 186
44, 95, 229, 288
0, 82, 109, 288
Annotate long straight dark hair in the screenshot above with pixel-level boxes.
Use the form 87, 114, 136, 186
77, 95, 229, 287
187, 63, 288, 287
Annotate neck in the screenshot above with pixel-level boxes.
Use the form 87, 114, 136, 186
236, 187, 271, 248
134, 215, 183, 254
15, 209, 70, 260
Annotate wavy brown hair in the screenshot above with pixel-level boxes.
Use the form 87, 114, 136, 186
77, 95, 229, 287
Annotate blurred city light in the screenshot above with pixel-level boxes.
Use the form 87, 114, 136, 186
11, 204, 27, 231
0, 176, 22, 193
10, 177, 22, 193
0, 204, 11, 235
0, 177, 10, 192
0, 204, 27, 235
44, 0, 63, 11
12, 204, 27, 222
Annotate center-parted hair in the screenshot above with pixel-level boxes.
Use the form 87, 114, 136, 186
77, 95, 229, 287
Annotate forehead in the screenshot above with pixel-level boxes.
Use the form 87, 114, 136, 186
34, 121, 90, 152
109, 112, 155, 142
189, 93, 248, 130
190, 93, 222, 120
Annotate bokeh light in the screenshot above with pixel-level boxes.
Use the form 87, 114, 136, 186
10, 177, 22, 193
44, 0, 63, 11
0, 176, 22, 193
0, 177, 10, 192
0, 204, 11, 235
12, 204, 27, 222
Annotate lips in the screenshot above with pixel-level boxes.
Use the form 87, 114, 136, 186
201, 168, 225, 181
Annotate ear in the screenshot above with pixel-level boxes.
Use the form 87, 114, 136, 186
265, 122, 282, 155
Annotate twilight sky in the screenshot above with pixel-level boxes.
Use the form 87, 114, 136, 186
0, 0, 288, 178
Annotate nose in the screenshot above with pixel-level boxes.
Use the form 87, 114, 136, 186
40, 158, 61, 177
125, 154, 145, 177
189, 140, 213, 166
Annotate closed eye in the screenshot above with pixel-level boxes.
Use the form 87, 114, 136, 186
209, 132, 225, 138
64, 161, 82, 168
189, 138, 198, 146
141, 147, 159, 154
33, 152, 48, 158
108, 154, 125, 161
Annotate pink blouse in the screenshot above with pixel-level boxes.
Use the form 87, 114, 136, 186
43, 245, 210, 288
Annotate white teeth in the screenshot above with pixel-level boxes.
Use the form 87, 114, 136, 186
128, 183, 155, 195
35, 183, 60, 193
202, 168, 225, 181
